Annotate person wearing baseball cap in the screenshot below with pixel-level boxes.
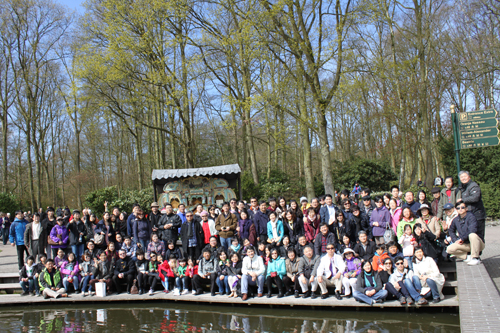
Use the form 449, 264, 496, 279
442, 203, 458, 239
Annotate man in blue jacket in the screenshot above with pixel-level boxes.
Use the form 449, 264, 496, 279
320, 194, 339, 225
253, 201, 269, 244
446, 202, 485, 266
10, 210, 29, 270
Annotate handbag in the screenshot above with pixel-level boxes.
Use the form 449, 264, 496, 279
47, 235, 59, 246
130, 279, 139, 294
383, 221, 396, 244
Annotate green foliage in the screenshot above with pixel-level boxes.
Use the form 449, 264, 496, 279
477, 182, 500, 219
332, 158, 397, 192
84, 186, 119, 216
241, 170, 260, 200
110, 189, 154, 215
438, 134, 500, 218
0, 193, 21, 214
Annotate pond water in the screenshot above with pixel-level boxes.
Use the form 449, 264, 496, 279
0, 303, 460, 332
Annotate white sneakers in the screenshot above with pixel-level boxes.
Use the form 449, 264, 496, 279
464, 255, 472, 263
173, 288, 180, 296
192, 290, 196, 295
149, 289, 154, 295
181, 290, 189, 295
468, 258, 481, 266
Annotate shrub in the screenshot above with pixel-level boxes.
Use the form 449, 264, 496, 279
332, 158, 397, 192
84, 186, 119, 216
0, 192, 21, 215
110, 189, 154, 215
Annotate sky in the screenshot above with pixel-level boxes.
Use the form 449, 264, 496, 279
56, 0, 85, 13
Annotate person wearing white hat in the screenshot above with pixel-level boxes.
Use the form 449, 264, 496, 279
416, 204, 441, 238
342, 248, 361, 298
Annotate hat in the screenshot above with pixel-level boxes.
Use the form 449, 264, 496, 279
443, 203, 454, 210
160, 208, 167, 214
151, 202, 159, 208
200, 210, 209, 217
343, 248, 355, 258
431, 187, 440, 194
362, 195, 371, 201
72, 209, 81, 215
300, 196, 308, 203
47, 207, 55, 212
417, 204, 430, 213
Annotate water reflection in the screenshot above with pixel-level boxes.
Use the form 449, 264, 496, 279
0, 304, 459, 332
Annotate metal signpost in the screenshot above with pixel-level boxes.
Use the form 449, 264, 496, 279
451, 105, 499, 178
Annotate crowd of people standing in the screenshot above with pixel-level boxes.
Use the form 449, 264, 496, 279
0, 170, 486, 305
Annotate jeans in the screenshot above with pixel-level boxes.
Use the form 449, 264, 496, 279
176, 276, 190, 291
220, 237, 231, 251
403, 278, 423, 301
409, 275, 440, 300
385, 280, 410, 298
241, 274, 264, 294
81, 275, 92, 292
71, 244, 85, 261
63, 276, 79, 292
353, 289, 388, 305
2, 228, 9, 245
138, 239, 148, 251
404, 256, 413, 270
20, 279, 35, 292
216, 275, 230, 294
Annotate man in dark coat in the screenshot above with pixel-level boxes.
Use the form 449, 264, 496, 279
157, 204, 182, 244
457, 171, 486, 241
253, 201, 269, 243
112, 249, 136, 293
180, 211, 204, 260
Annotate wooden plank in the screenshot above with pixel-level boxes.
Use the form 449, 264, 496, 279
0, 292, 458, 308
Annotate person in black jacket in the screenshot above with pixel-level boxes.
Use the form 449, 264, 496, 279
413, 223, 440, 262
330, 211, 355, 245
294, 235, 311, 258
157, 204, 182, 244
352, 261, 388, 305
41, 207, 56, 259
148, 202, 162, 234
112, 249, 136, 294
457, 171, 486, 241
180, 211, 205, 260
253, 201, 270, 243
68, 210, 87, 261
90, 251, 114, 294
283, 210, 304, 245
353, 231, 376, 263
351, 205, 371, 241
446, 201, 485, 266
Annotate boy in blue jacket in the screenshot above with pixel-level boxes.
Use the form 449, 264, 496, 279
10, 210, 29, 270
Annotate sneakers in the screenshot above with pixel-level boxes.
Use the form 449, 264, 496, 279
20, 291, 29, 296
277, 292, 284, 298
321, 293, 329, 299
417, 298, 428, 305
149, 289, 154, 296
139, 289, 143, 295
173, 288, 180, 296
311, 292, 319, 299
302, 291, 311, 298
181, 289, 188, 295
82, 292, 87, 297
294, 291, 300, 298
191, 290, 196, 295
431, 297, 440, 304
399, 296, 407, 305
468, 258, 481, 266
406, 297, 414, 305
464, 255, 472, 263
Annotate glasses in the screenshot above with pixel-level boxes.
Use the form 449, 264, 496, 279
457, 206, 466, 210
384, 262, 392, 265
395, 262, 404, 266
326, 247, 335, 250
186, 214, 193, 217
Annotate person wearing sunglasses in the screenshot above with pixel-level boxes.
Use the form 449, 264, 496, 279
446, 202, 485, 266
315, 242, 345, 300
388, 257, 414, 305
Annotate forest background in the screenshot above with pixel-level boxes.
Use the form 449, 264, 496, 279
0, 0, 500, 216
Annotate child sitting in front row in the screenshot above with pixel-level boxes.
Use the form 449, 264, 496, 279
159, 254, 177, 293
174, 258, 188, 295
186, 257, 198, 295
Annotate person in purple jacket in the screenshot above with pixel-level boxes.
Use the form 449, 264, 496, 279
370, 196, 391, 245
49, 217, 69, 257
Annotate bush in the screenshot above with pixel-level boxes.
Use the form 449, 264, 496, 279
110, 189, 154, 215
84, 186, 119, 216
332, 158, 397, 192
0, 192, 21, 215
477, 182, 500, 219
241, 170, 261, 199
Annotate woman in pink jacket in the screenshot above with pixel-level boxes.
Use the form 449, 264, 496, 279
389, 199, 402, 234
61, 252, 80, 293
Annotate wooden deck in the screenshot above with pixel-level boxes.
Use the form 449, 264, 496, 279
0, 291, 458, 309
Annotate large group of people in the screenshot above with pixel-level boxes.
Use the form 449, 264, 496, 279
1, 170, 486, 305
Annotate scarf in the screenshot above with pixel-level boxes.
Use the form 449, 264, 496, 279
364, 271, 377, 288
187, 221, 193, 238
270, 220, 278, 240
230, 243, 241, 253
239, 219, 251, 240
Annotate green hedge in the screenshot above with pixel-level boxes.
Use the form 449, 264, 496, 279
84, 186, 154, 216
0, 192, 21, 215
